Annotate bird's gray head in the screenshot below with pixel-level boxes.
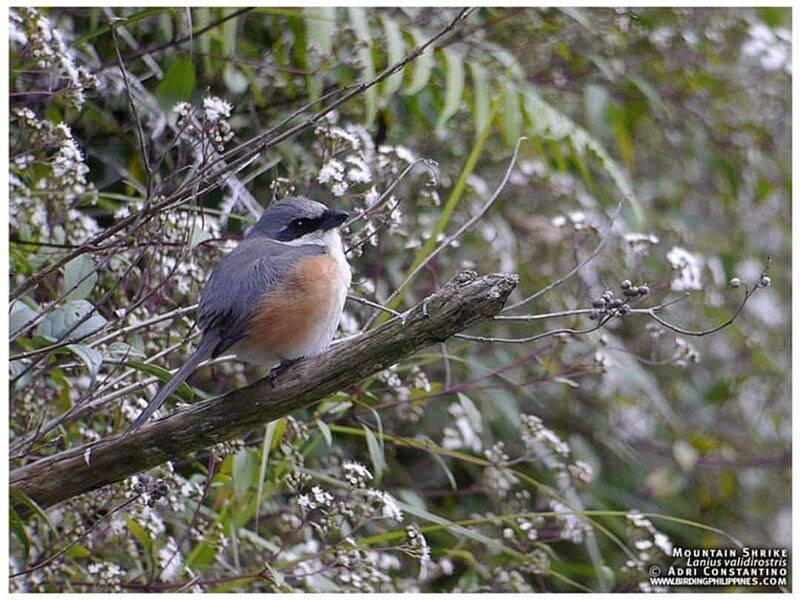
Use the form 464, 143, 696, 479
248, 196, 349, 243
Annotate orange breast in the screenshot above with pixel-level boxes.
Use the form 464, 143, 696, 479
241, 253, 342, 360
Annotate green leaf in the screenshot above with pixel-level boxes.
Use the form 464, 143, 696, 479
232, 449, 258, 502
105, 341, 146, 362
9, 488, 52, 528
469, 61, 490, 140
10, 506, 29, 562
316, 419, 333, 447
628, 74, 670, 116
125, 515, 153, 572
155, 56, 197, 109
435, 48, 465, 134
583, 83, 609, 134
10, 300, 36, 340
67, 343, 103, 377
457, 393, 483, 434
348, 8, 377, 126
383, 92, 502, 316
363, 424, 385, 482
127, 360, 194, 401
430, 448, 458, 490
268, 418, 287, 451
380, 15, 405, 99
189, 222, 213, 248
501, 85, 521, 146
61, 255, 97, 301
304, 7, 336, 101
403, 28, 433, 96
255, 420, 278, 528
222, 8, 238, 55
35, 300, 107, 343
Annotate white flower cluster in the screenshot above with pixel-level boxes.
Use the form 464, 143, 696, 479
567, 460, 594, 483
10, 8, 99, 110
157, 536, 184, 582
202, 96, 232, 122
626, 510, 674, 559
441, 402, 482, 453
401, 524, 431, 580
366, 489, 404, 522
741, 23, 791, 74
521, 414, 571, 457
314, 117, 377, 198
667, 246, 704, 291
552, 210, 590, 231
482, 442, 519, 499
86, 561, 126, 592
491, 566, 534, 592
674, 337, 701, 366
624, 232, 660, 254
13, 108, 92, 201
174, 96, 235, 151
297, 486, 335, 512
550, 499, 593, 544
343, 461, 373, 488
327, 539, 395, 592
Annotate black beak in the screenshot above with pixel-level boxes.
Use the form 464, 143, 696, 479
320, 209, 349, 230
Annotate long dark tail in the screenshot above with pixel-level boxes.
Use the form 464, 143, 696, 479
126, 335, 217, 433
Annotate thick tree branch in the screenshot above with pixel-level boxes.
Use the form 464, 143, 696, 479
11, 271, 518, 512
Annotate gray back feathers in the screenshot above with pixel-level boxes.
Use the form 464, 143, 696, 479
198, 237, 324, 356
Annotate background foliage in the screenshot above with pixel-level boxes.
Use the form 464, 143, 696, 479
9, 6, 791, 592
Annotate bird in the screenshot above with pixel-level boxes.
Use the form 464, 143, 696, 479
127, 196, 351, 432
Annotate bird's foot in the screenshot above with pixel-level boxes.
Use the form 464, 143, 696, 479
267, 357, 303, 387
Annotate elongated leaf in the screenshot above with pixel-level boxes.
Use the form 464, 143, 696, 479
348, 8, 377, 126
383, 93, 502, 316
155, 56, 197, 109
10, 507, 29, 562
403, 28, 433, 96
469, 61, 490, 140
105, 341, 146, 362
430, 448, 458, 490
35, 300, 107, 343
125, 515, 153, 573
583, 83, 609, 133
457, 393, 483, 434
232, 449, 258, 503
435, 48, 465, 134
316, 419, 333, 447
380, 15, 405, 99
254, 420, 278, 528
501, 85, 521, 146
10, 300, 36, 340
304, 7, 336, 100
523, 86, 643, 224
67, 343, 103, 377
127, 360, 194, 401
363, 424, 385, 482
61, 255, 97, 301
222, 7, 238, 56
10, 488, 52, 527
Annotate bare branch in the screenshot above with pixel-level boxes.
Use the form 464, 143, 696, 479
11, 271, 518, 511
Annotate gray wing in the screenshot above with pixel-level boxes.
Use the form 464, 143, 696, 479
198, 238, 325, 357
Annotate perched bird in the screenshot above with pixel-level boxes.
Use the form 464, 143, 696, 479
128, 197, 351, 432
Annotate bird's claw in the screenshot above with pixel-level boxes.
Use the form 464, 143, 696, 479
267, 357, 302, 387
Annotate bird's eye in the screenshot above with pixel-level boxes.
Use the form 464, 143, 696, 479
293, 219, 306, 229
